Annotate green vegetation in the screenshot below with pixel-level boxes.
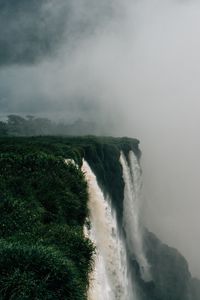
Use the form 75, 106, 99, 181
0, 138, 95, 299
0, 135, 140, 221
0, 135, 139, 299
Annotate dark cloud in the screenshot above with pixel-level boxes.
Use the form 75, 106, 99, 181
0, 0, 118, 117
0, 0, 116, 66
0, 0, 66, 64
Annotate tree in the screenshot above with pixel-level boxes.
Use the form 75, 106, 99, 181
7, 115, 27, 135
0, 121, 8, 136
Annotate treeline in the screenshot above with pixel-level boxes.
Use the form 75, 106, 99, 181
0, 115, 99, 136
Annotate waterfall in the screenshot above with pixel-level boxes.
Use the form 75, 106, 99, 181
82, 159, 137, 300
120, 151, 151, 282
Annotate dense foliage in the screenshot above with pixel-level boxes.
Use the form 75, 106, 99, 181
0, 135, 140, 222
0, 139, 95, 299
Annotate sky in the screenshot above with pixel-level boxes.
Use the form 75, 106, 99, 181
1, 0, 200, 277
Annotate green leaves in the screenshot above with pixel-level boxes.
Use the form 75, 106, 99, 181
0, 241, 84, 300
0, 140, 94, 299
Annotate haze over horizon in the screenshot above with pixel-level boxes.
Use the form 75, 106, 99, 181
1, 0, 200, 277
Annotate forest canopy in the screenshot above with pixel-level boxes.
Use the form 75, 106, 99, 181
0, 115, 99, 136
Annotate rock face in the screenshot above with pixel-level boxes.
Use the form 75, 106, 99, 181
191, 278, 200, 300
82, 137, 200, 300
137, 230, 192, 300
0, 136, 199, 300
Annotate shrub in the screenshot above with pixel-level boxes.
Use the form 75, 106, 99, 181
0, 240, 85, 300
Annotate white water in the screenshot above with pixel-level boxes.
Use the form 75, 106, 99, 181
82, 159, 137, 300
64, 158, 77, 167
120, 151, 151, 282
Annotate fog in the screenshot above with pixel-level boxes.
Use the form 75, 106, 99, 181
1, 0, 200, 277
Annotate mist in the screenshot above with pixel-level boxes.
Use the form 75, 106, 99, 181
1, 0, 200, 277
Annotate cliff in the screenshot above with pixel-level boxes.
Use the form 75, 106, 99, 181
0, 136, 199, 300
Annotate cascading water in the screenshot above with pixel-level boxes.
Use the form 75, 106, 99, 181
120, 151, 151, 282
82, 159, 137, 300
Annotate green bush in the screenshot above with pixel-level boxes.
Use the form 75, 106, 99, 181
0, 196, 42, 237
0, 138, 97, 299
0, 240, 85, 300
